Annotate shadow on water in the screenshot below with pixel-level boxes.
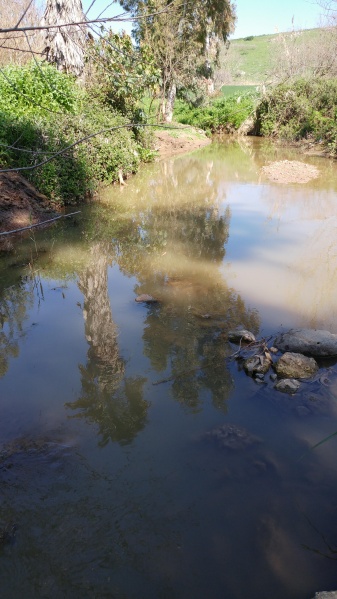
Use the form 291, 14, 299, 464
1, 139, 337, 597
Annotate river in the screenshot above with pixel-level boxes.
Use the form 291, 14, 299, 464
1, 138, 337, 598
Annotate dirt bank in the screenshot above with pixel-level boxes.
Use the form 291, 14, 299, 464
0, 171, 59, 236
154, 127, 211, 159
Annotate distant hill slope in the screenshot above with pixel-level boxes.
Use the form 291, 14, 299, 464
220, 28, 322, 85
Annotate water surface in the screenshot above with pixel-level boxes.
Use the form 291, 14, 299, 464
1, 138, 337, 598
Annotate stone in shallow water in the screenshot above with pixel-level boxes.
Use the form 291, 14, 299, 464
274, 328, 337, 357
312, 593, 337, 599
204, 423, 260, 451
135, 294, 158, 303
243, 354, 272, 376
275, 352, 318, 379
275, 378, 300, 394
228, 329, 256, 344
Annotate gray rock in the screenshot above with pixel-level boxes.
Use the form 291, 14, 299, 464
228, 329, 256, 344
274, 328, 337, 357
243, 354, 272, 376
237, 116, 256, 136
275, 378, 300, 394
270, 373, 277, 382
204, 423, 260, 451
275, 352, 318, 379
135, 294, 158, 303
255, 373, 265, 380
312, 593, 337, 599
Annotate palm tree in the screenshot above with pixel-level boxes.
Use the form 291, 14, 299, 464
42, 0, 86, 76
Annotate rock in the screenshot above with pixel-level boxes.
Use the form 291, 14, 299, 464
135, 294, 158, 303
237, 116, 257, 136
243, 354, 272, 376
270, 373, 277, 382
275, 352, 318, 379
269, 346, 278, 354
274, 328, 337, 357
204, 423, 260, 451
312, 593, 337, 599
275, 378, 300, 394
228, 329, 256, 344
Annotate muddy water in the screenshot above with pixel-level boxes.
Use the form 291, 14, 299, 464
1, 138, 337, 598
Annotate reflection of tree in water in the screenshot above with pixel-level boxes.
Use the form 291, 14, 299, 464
66, 243, 148, 446
143, 283, 259, 412
0, 282, 33, 378
116, 157, 230, 278
112, 158, 260, 412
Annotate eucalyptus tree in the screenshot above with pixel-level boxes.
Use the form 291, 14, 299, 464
120, 0, 236, 121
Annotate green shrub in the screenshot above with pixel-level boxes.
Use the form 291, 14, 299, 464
0, 62, 151, 204
255, 78, 337, 153
174, 92, 259, 132
0, 62, 79, 115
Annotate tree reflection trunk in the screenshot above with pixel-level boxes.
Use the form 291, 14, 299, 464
69, 243, 148, 446
78, 243, 123, 379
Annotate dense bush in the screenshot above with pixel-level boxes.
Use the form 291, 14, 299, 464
0, 62, 152, 204
255, 78, 337, 153
174, 92, 259, 133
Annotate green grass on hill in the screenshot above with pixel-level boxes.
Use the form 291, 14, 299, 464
222, 28, 322, 85
221, 85, 257, 96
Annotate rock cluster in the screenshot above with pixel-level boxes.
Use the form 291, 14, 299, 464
228, 327, 337, 395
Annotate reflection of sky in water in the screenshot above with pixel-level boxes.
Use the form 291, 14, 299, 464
1, 139, 337, 598
223, 179, 337, 333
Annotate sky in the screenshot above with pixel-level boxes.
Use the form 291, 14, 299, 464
82, 0, 325, 39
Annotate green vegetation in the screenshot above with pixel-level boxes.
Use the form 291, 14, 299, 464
120, 0, 236, 122
223, 28, 322, 84
0, 62, 153, 204
174, 92, 259, 133
221, 85, 257, 97
256, 78, 337, 154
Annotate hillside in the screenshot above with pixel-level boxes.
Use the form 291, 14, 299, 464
219, 28, 323, 85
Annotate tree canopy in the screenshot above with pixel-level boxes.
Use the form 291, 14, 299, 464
120, 0, 236, 121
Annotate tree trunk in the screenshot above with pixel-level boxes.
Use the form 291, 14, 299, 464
42, 0, 86, 77
164, 82, 176, 123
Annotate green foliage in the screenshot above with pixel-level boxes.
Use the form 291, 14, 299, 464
86, 30, 160, 116
0, 62, 78, 114
174, 92, 259, 132
0, 62, 148, 204
255, 78, 337, 153
244, 36, 254, 41
120, 0, 236, 117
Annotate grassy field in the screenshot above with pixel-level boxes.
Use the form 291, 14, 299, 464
220, 84, 257, 96
221, 28, 322, 85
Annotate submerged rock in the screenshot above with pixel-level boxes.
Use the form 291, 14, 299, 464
228, 329, 256, 344
0, 522, 16, 547
312, 593, 337, 599
243, 353, 272, 376
275, 352, 318, 379
274, 378, 301, 394
135, 294, 158, 304
274, 328, 337, 357
204, 423, 260, 451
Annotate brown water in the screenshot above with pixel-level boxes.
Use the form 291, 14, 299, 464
1, 138, 337, 598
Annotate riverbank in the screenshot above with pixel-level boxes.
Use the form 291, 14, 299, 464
0, 126, 211, 237
0, 172, 59, 238
154, 127, 211, 159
